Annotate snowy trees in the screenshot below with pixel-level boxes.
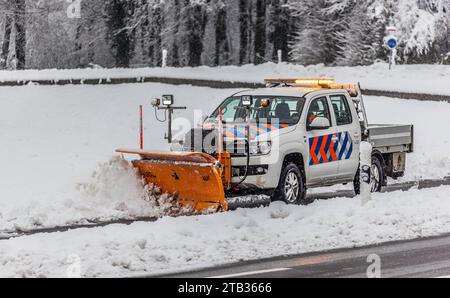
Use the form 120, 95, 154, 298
290, 0, 450, 66
290, 0, 388, 66
1, 0, 450, 69
336, 1, 389, 66
395, 0, 450, 63
130, 0, 294, 67
290, 0, 346, 66
0, 0, 27, 69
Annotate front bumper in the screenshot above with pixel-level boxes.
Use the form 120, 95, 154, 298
230, 155, 282, 189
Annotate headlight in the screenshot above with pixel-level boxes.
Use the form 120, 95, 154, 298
249, 141, 272, 156
259, 141, 272, 155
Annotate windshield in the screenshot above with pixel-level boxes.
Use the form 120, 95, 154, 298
208, 96, 306, 125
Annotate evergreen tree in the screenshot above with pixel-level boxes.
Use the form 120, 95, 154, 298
215, 1, 230, 65
14, 0, 26, 69
254, 0, 266, 64
239, 0, 253, 64
336, 1, 387, 66
265, 0, 293, 62
397, 0, 450, 63
290, 0, 345, 65
104, 0, 134, 67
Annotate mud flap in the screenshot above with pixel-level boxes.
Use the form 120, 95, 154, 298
117, 150, 228, 213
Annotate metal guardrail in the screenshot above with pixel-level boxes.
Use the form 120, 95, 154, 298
1, 76, 449, 102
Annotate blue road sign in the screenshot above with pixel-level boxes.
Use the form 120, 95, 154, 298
386, 37, 398, 50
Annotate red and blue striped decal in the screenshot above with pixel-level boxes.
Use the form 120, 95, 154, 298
223, 123, 291, 139
309, 132, 353, 166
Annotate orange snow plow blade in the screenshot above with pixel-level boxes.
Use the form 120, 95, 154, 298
116, 150, 228, 213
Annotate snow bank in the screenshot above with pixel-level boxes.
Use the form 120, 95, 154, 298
1, 186, 450, 278
1, 62, 450, 95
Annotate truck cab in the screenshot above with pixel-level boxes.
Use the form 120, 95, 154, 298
199, 79, 414, 204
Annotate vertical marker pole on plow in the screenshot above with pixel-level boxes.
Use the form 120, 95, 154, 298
140, 105, 144, 150
218, 106, 224, 161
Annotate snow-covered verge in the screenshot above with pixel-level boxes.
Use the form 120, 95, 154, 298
1, 186, 450, 278
1, 62, 450, 95
0, 82, 448, 232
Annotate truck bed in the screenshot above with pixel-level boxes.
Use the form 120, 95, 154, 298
367, 124, 414, 154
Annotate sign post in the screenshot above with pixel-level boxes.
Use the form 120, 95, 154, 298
384, 27, 398, 70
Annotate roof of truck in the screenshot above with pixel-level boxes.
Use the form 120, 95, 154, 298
233, 86, 342, 98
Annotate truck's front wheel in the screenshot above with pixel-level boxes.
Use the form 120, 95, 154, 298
274, 163, 308, 205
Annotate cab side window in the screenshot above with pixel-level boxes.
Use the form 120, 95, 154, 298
330, 95, 353, 126
307, 97, 331, 126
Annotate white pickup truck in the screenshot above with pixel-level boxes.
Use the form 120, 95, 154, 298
182, 78, 414, 205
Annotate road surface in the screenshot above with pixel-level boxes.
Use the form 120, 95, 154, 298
158, 234, 450, 278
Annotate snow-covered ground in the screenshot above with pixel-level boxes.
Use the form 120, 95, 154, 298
1, 63, 450, 95
1, 186, 450, 278
0, 82, 449, 233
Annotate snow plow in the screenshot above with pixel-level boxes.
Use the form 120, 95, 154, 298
115, 150, 230, 213
117, 95, 232, 214
118, 79, 414, 215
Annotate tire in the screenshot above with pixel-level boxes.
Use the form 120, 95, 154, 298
273, 163, 308, 205
353, 155, 384, 195
353, 168, 361, 195
371, 155, 384, 193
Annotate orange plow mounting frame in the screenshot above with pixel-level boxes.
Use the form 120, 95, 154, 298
117, 150, 228, 213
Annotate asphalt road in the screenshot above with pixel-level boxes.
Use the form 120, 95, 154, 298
1, 76, 449, 103
159, 234, 450, 278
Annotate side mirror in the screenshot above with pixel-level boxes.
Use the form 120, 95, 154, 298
309, 117, 330, 130
198, 115, 209, 127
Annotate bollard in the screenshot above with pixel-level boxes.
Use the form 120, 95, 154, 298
360, 141, 373, 205
162, 49, 168, 68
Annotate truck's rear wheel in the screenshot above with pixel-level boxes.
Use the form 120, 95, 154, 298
371, 156, 383, 193
274, 163, 308, 205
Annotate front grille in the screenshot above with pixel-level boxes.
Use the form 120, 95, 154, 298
232, 165, 269, 177
183, 128, 249, 156
183, 128, 219, 154
225, 140, 248, 157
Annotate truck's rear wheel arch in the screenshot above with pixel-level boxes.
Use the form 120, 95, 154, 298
372, 150, 387, 187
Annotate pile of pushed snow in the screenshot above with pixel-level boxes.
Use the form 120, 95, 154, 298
76, 157, 150, 214
1, 186, 450, 277
0, 158, 166, 232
